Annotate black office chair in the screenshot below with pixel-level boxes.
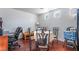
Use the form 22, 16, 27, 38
8, 27, 23, 49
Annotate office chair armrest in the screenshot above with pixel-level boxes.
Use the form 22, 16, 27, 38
8, 34, 15, 38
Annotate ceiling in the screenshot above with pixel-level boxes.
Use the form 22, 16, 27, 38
14, 8, 56, 14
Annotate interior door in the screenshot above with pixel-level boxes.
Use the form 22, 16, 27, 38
77, 9, 79, 50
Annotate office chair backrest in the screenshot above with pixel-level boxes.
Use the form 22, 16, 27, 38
14, 27, 23, 39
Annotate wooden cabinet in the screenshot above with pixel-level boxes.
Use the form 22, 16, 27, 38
0, 17, 7, 51
0, 36, 8, 51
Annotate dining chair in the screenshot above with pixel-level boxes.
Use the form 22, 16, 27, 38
36, 29, 50, 51
53, 27, 59, 43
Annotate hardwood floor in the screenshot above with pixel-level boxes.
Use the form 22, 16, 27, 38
9, 39, 75, 51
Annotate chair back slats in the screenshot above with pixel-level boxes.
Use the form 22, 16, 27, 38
36, 29, 49, 46
53, 27, 59, 39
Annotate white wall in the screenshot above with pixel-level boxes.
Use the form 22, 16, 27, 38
0, 8, 38, 32
38, 8, 77, 41
0, 8, 77, 41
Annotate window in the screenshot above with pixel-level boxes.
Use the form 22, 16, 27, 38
69, 8, 77, 19
44, 13, 49, 20
53, 10, 61, 18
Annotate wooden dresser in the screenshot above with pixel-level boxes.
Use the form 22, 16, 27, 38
0, 35, 8, 51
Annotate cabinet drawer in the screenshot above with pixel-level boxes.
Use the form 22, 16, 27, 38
0, 36, 8, 51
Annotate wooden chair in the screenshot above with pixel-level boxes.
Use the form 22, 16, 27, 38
36, 29, 50, 51
53, 27, 59, 43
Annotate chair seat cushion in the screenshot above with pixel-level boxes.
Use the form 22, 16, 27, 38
8, 38, 16, 42
38, 45, 48, 48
